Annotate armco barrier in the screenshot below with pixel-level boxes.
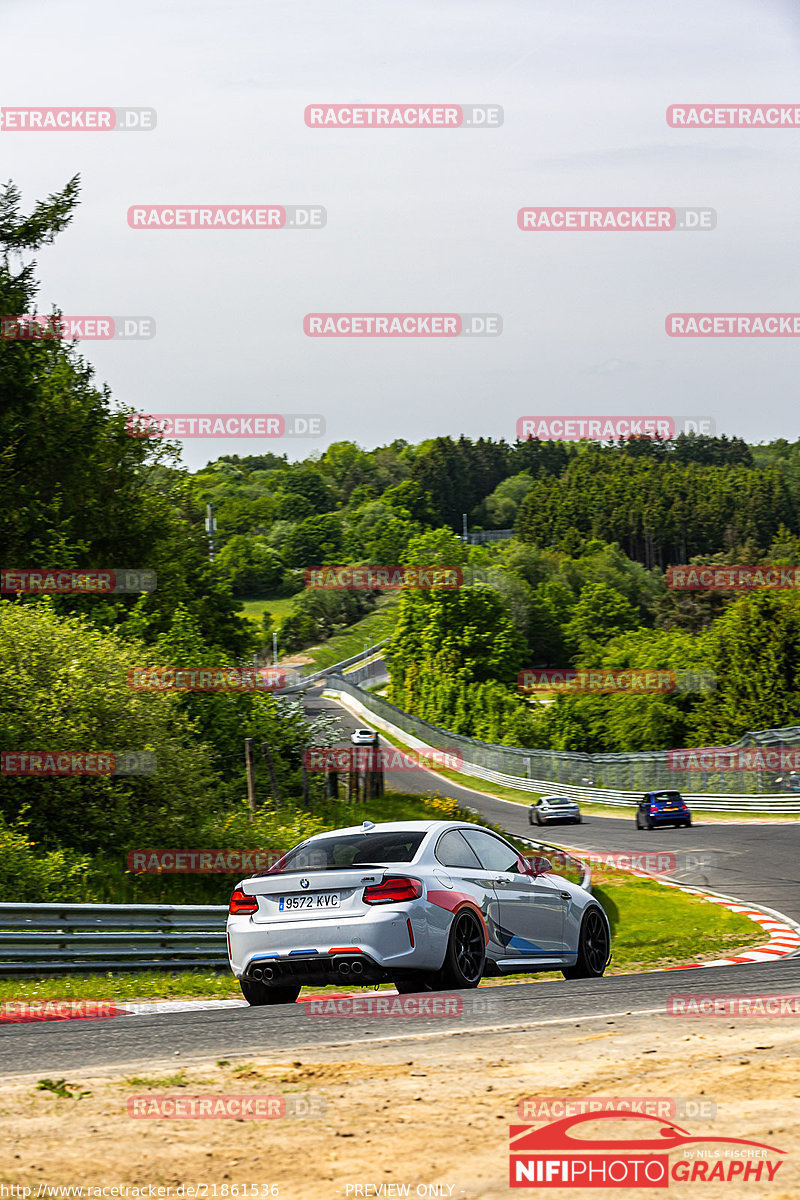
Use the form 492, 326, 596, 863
0, 833, 580, 975
0, 902, 228, 974
276, 638, 390, 693
323, 676, 800, 812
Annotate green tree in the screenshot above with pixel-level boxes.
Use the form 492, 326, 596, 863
216, 537, 285, 597
387, 586, 524, 720
563, 583, 639, 660
690, 592, 800, 743
282, 515, 344, 568
0, 601, 215, 851
0, 176, 254, 658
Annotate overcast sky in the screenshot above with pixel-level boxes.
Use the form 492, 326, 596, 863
3, 0, 800, 469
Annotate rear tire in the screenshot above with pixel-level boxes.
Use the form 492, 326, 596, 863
562, 908, 610, 980
440, 909, 485, 989
528, 809, 535, 825
535, 811, 543, 826
240, 979, 301, 1006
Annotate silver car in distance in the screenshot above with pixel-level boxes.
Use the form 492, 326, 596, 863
227, 819, 611, 1005
529, 795, 583, 826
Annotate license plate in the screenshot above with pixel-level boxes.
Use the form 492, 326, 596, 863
278, 893, 340, 912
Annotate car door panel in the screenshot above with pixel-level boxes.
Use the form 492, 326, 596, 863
432, 829, 504, 959
460, 827, 568, 958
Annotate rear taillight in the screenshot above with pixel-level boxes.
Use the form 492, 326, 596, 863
363, 876, 423, 905
650, 807, 659, 814
229, 887, 258, 915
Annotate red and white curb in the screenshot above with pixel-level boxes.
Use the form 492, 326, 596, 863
547, 837, 800, 969
589, 864, 799, 969
660, 888, 800, 969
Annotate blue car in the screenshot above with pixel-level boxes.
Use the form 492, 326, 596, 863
635, 791, 692, 830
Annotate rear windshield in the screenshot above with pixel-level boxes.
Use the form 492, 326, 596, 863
272, 831, 426, 872
649, 791, 683, 805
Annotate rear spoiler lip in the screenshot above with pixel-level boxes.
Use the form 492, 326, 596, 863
249, 861, 389, 879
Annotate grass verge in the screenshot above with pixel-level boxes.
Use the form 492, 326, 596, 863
239, 596, 295, 627
299, 597, 399, 674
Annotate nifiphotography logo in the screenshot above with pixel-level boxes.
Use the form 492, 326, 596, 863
508, 1110, 785, 1187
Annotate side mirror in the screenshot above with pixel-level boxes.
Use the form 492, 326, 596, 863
520, 854, 553, 876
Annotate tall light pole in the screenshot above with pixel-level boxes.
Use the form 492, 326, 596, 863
205, 503, 217, 563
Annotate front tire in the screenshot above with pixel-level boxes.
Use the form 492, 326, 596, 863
240, 978, 301, 1006
562, 908, 610, 979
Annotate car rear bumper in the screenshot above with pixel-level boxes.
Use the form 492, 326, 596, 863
228, 906, 446, 978
244, 950, 387, 986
